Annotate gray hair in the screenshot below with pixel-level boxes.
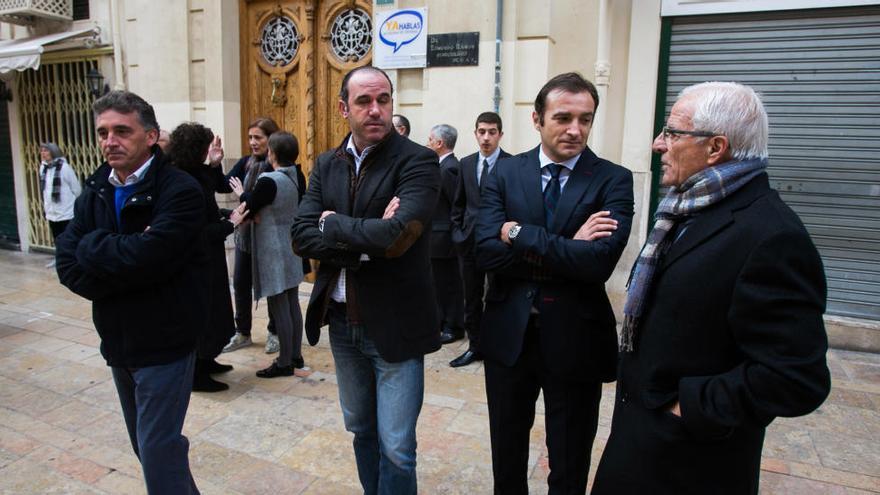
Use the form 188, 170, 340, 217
679, 82, 768, 160
40, 142, 63, 159
430, 124, 458, 150
92, 90, 160, 132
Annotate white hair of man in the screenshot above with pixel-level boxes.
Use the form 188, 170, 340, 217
679, 81, 769, 160
430, 124, 458, 150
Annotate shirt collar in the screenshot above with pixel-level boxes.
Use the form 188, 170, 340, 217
480, 146, 502, 166
346, 135, 378, 164
438, 151, 453, 163
108, 154, 155, 188
538, 146, 580, 172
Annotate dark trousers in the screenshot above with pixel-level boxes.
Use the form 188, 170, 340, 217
431, 257, 464, 332
232, 246, 275, 336
111, 352, 200, 494
48, 220, 70, 240
484, 320, 602, 495
266, 286, 303, 367
458, 247, 484, 348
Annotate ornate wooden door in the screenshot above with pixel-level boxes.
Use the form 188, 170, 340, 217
240, 0, 373, 177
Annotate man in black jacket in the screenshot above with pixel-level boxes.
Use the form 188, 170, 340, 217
591, 82, 830, 494
427, 124, 465, 348
291, 66, 440, 495
56, 91, 206, 494
448, 111, 511, 367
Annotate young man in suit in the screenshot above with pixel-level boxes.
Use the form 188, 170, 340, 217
476, 72, 634, 493
291, 66, 440, 495
591, 82, 830, 495
448, 112, 511, 367
427, 124, 465, 345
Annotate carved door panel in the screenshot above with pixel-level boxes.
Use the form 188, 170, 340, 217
240, 0, 372, 177
240, 0, 313, 170
314, 0, 373, 174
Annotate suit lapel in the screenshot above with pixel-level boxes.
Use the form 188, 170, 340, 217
519, 146, 545, 226
463, 154, 480, 203
550, 149, 597, 232
353, 157, 394, 215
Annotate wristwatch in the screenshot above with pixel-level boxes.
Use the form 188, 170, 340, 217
508, 223, 522, 241
318, 217, 326, 233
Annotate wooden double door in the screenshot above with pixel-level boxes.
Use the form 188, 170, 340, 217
240, 0, 373, 176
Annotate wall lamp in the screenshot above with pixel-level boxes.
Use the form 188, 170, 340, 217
86, 68, 110, 98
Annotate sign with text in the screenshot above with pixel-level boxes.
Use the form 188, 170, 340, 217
374, 8, 428, 69
427, 32, 479, 67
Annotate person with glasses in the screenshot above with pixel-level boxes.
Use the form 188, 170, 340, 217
592, 82, 831, 495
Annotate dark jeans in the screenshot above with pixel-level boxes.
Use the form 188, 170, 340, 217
484, 320, 602, 495
232, 246, 275, 336
48, 220, 70, 240
111, 352, 200, 494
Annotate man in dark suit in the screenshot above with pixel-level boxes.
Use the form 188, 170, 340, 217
448, 111, 511, 367
291, 66, 440, 495
427, 124, 465, 344
476, 73, 634, 494
591, 82, 830, 495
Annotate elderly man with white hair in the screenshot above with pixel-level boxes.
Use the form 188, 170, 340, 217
591, 81, 831, 495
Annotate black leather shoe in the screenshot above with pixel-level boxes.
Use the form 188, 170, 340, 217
449, 349, 482, 368
256, 361, 295, 378
203, 359, 233, 374
192, 372, 229, 392
440, 328, 464, 345
292, 357, 305, 369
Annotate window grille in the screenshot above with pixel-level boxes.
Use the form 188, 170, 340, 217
330, 8, 372, 62
261, 15, 300, 67
18, 57, 102, 249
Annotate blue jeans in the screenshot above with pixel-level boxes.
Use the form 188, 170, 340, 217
111, 352, 199, 495
328, 307, 424, 495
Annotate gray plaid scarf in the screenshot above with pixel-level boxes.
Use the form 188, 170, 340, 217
620, 157, 768, 352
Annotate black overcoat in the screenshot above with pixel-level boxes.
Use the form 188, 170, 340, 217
592, 173, 831, 495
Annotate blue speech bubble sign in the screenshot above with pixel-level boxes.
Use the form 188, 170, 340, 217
379, 10, 423, 54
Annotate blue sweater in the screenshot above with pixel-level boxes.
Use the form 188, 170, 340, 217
114, 183, 138, 226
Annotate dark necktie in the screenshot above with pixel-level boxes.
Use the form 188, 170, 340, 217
478, 157, 489, 190
543, 164, 562, 227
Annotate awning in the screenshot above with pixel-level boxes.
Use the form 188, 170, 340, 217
0, 28, 99, 75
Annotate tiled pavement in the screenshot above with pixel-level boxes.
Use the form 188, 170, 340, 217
0, 248, 878, 494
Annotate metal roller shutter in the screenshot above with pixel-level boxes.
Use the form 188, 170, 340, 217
659, 6, 880, 320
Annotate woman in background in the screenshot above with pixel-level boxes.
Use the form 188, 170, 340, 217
233, 131, 305, 377
209, 118, 281, 354
168, 123, 245, 392
40, 142, 81, 268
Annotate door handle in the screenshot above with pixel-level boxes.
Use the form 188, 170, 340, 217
271, 77, 287, 107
